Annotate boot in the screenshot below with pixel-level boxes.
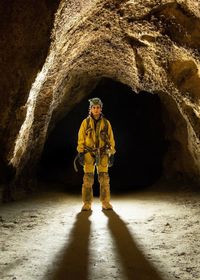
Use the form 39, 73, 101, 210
82, 203, 92, 211
82, 173, 94, 211
98, 172, 113, 210
102, 201, 113, 210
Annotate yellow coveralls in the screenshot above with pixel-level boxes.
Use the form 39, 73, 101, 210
77, 115, 115, 207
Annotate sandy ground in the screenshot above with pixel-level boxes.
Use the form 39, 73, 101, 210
0, 183, 200, 280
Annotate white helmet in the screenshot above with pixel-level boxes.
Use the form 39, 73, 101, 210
88, 97, 103, 109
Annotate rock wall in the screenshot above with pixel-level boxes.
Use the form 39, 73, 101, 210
1, 0, 200, 199
0, 0, 60, 198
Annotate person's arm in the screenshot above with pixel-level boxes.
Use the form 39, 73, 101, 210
77, 119, 86, 153
107, 120, 116, 154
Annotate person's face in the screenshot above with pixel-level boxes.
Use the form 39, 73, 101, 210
90, 105, 102, 118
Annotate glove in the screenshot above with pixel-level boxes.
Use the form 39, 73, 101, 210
108, 154, 114, 167
78, 153, 84, 166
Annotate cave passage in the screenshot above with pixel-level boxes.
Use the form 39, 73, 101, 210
38, 78, 168, 193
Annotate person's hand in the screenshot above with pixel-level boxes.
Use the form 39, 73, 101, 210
108, 154, 114, 167
78, 153, 84, 166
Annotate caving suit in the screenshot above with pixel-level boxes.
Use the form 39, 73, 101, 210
77, 114, 116, 206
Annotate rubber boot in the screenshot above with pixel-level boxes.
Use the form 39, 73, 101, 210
82, 173, 94, 211
98, 172, 113, 210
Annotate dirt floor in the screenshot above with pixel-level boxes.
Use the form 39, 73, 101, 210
0, 182, 200, 280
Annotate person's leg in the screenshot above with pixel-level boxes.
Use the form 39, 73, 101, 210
98, 154, 113, 210
82, 153, 95, 211
82, 172, 94, 210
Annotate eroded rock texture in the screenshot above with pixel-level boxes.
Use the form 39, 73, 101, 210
1, 0, 200, 199
0, 0, 60, 198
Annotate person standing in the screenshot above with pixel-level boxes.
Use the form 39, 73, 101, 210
77, 97, 116, 211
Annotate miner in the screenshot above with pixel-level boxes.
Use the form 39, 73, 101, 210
76, 97, 116, 211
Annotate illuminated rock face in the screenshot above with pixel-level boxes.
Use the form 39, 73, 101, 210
1, 0, 200, 197
0, 0, 60, 192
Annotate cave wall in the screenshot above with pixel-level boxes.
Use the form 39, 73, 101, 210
1, 0, 200, 199
0, 0, 61, 187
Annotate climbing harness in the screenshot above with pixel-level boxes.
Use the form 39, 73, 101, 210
74, 116, 111, 172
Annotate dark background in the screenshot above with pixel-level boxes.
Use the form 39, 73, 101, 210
38, 78, 168, 194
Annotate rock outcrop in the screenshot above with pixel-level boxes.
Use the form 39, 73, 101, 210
0, 0, 60, 199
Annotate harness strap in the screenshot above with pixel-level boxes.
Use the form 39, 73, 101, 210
86, 116, 109, 137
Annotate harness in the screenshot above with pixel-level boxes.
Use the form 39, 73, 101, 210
85, 116, 110, 151
74, 116, 110, 172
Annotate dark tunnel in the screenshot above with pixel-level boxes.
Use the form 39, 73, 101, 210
38, 78, 168, 194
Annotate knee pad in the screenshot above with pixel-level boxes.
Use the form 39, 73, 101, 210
83, 173, 94, 187
98, 172, 110, 185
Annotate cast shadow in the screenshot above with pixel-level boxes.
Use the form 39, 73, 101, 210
102, 210, 165, 280
50, 211, 92, 280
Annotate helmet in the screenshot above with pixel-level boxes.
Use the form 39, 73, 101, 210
88, 97, 103, 109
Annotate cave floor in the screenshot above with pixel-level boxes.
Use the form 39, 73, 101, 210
0, 182, 200, 280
